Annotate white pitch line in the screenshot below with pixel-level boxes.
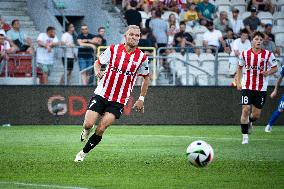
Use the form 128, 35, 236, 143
114, 134, 284, 142
0, 181, 89, 189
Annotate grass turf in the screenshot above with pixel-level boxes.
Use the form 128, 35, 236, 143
0, 125, 284, 189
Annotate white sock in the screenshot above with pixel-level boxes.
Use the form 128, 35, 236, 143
242, 134, 248, 138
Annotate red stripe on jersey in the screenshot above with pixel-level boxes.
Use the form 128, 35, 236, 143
111, 51, 136, 102
245, 49, 252, 89
251, 51, 258, 90
105, 44, 124, 98
120, 51, 141, 104
258, 50, 266, 91
103, 45, 114, 88
97, 59, 101, 65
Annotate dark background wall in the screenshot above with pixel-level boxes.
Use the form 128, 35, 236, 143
0, 86, 283, 125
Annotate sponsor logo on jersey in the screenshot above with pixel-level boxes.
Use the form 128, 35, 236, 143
110, 66, 135, 76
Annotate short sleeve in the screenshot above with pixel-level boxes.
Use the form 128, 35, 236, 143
268, 52, 277, 68
98, 46, 112, 65
138, 56, 149, 76
238, 51, 245, 67
37, 33, 44, 41
54, 36, 59, 43
4, 40, 10, 49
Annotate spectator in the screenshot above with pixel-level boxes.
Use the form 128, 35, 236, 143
77, 24, 100, 85
224, 28, 236, 53
167, 13, 179, 30
122, 0, 144, 11
197, 0, 216, 21
167, 24, 177, 47
0, 32, 13, 59
243, 6, 264, 35
264, 23, 275, 42
251, 0, 274, 14
138, 28, 153, 47
263, 33, 280, 56
165, 0, 180, 14
203, 21, 229, 53
213, 11, 232, 35
149, 10, 168, 53
7, 19, 33, 54
230, 8, 244, 35
36, 26, 61, 84
60, 23, 76, 85
0, 16, 11, 32
229, 28, 251, 74
183, 3, 199, 27
145, 8, 156, 29
173, 21, 195, 53
124, 1, 142, 27
97, 27, 107, 46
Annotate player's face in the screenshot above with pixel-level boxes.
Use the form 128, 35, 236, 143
125, 28, 140, 48
252, 35, 263, 49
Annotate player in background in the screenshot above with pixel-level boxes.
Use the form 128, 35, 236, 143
74, 25, 150, 162
236, 31, 278, 144
265, 64, 284, 132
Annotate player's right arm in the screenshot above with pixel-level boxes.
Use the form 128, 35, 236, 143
94, 45, 112, 79
271, 67, 284, 98
236, 51, 245, 91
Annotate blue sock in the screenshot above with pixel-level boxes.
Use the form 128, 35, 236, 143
268, 110, 281, 127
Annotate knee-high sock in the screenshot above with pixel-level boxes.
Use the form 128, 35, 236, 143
241, 124, 249, 134
268, 110, 281, 127
83, 133, 102, 153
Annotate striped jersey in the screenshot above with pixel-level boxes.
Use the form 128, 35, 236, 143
95, 44, 149, 105
238, 48, 277, 91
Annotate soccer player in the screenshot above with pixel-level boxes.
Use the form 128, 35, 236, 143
236, 31, 278, 144
265, 65, 284, 132
74, 25, 150, 162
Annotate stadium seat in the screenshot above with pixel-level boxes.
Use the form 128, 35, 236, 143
275, 33, 284, 46
217, 75, 234, 86
162, 11, 179, 22
215, 0, 231, 13
275, 0, 284, 12
139, 11, 149, 28
199, 53, 216, 76
217, 53, 230, 75
258, 11, 273, 24
272, 25, 284, 34
273, 12, 284, 25
196, 74, 215, 86
231, 0, 247, 14
167, 52, 186, 77
179, 73, 196, 85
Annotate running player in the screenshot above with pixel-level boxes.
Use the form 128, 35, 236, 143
236, 31, 278, 144
265, 64, 283, 132
74, 25, 150, 162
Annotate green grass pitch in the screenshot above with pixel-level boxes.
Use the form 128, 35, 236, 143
0, 125, 284, 189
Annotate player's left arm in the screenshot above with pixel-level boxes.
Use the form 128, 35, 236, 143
133, 56, 150, 113
134, 75, 150, 113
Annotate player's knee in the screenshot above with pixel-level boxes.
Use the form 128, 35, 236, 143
83, 120, 94, 129
96, 126, 107, 135
252, 112, 261, 120
242, 107, 250, 116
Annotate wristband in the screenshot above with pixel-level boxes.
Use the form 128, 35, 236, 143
138, 96, 145, 102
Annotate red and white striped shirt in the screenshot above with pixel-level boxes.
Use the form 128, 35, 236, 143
95, 44, 149, 105
238, 48, 277, 91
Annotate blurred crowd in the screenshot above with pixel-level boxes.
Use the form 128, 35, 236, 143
0, 15, 107, 85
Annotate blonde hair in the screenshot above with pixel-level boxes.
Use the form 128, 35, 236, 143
126, 25, 140, 32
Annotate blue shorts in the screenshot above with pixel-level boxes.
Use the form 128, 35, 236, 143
277, 94, 284, 110
78, 58, 94, 71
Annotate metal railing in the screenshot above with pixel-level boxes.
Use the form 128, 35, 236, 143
1, 45, 283, 86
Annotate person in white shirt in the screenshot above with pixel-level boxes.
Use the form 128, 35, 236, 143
36, 26, 61, 84
230, 8, 244, 35
229, 29, 251, 74
0, 32, 14, 74
203, 21, 229, 53
60, 23, 76, 85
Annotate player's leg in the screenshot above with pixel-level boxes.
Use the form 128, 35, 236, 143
240, 105, 251, 144
75, 113, 116, 162
248, 91, 266, 134
265, 95, 284, 132
83, 112, 116, 153
80, 110, 100, 142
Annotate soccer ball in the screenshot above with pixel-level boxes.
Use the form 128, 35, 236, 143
186, 140, 214, 167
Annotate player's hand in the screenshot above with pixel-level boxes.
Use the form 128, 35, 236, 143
270, 90, 277, 99
236, 83, 242, 91
260, 71, 269, 76
133, 100, 144, 113
96, 71, 105, 79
